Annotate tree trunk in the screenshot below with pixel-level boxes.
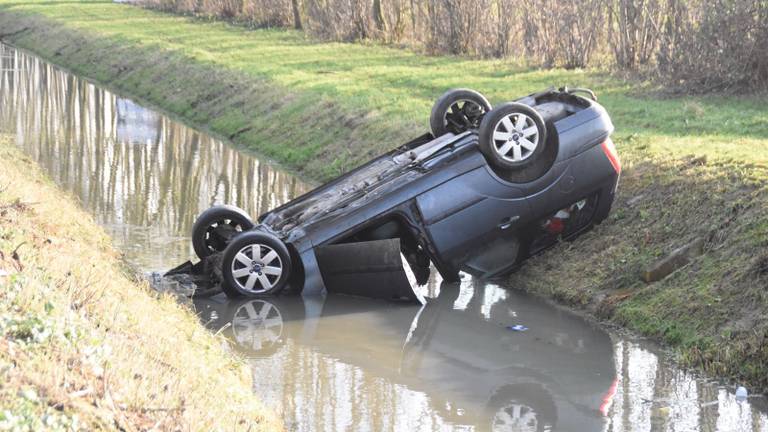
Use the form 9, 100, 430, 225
291, 0, 303, 30
351, 0, 369, 40
372, 0, 387, 34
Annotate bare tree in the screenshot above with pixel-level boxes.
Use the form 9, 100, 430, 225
291, 0, 303, 29
141, 0, 768, 92
609, 0, 664, 69
350, 0, 371, 40
372, 0, 387, 35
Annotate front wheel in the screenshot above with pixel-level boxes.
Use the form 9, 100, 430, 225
221, 230, 292, 297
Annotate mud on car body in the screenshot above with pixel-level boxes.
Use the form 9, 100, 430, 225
186, 87, 621, 299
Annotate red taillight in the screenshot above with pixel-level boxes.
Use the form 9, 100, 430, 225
601, 138, 621, 174
599, 378, 619, 416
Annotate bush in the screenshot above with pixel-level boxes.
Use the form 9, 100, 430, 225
656, 0, 768, 92
140, 0, 768, 93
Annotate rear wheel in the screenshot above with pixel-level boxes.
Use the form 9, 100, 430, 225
221, 230, 292, 297
478, 102, 547, 171
430, 88, 492, 137
192, 205, 254, 259
593, 187, 616, 225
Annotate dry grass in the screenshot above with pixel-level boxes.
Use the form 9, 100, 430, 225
0, 136, 282, 431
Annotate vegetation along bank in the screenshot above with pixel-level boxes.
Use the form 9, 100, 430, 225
143, 0, 768, 93
0, 136, 281, 430
0, 0, 767, 392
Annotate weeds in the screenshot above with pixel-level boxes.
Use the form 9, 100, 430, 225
0, 137, 280, 431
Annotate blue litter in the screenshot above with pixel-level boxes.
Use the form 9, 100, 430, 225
507, 325, 528, 332
736, 386, 748, 402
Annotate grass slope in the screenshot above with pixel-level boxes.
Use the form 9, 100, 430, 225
0, 0, 767, 391
0, 136, 281, 430
0, 0, 766, 181
510, 152, 768, 389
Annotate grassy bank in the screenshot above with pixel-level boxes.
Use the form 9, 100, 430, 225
0, 0, 766, 182
0, 136, 280, 430
0, 0, 767, 392
510, 151, 768, 389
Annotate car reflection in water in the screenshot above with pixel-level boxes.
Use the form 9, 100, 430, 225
194, 278, 616, 431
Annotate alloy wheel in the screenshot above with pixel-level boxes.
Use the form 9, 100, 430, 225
491, 113, 540, 163
230, 243, 283, 294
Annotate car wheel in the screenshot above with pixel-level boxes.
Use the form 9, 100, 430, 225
231, 299, 284, 355
430, 88, 492, 137
192, 205, 255, 259
593, 187, 616, 225
487, 383, 557, 432
221, 230, 292, 297
478, 102, 548, 170
492, 403, 539, 432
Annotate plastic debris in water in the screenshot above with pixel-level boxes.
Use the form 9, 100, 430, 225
735, 386, 748, 402
507, 325, 528, 332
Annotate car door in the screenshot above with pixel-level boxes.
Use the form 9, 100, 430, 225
416, 164, 531, 277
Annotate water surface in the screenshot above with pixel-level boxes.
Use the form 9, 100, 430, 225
1, 42, 765, 432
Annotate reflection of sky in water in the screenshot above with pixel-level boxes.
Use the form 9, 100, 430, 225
256, 351, 460, 431
0, 43, 309, 271
608, 339, 768, 432
116, 98, 160, 145
1, 42, 767, 432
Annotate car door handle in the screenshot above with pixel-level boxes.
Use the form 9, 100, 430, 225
499, 216, 520, 230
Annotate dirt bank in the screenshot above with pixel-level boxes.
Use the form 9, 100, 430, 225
0, 136, 281, 430
1, 1, 767, 394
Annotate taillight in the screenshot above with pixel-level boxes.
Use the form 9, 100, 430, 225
599, 378, 619, 416
601, 138, 621, 174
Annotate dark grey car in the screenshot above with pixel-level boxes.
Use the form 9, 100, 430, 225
187, 87, 621, 299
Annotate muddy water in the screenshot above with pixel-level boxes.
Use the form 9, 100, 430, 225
1, 42, 766, 431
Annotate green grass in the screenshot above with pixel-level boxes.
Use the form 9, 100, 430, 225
0, 0, 766, 179
1, 0, 768, 392
510, 151, 768, 389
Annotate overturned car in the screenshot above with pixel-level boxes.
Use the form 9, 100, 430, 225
183, 87, 621, 299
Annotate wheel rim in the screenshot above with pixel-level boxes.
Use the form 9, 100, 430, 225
492, 113, 540, 163
492, 403, 538, 432
443, 99, 488, 134
232, 300, 284, 352
204, 218, 245, 254
230, 243, 283, 294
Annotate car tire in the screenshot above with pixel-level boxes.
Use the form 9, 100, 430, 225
478, 102, 548, 171
221, 230, 292, 298
487, 383, 557, 432
192, 205, 255, 259
593, 187, 616, 225
430, 88, 492, 137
